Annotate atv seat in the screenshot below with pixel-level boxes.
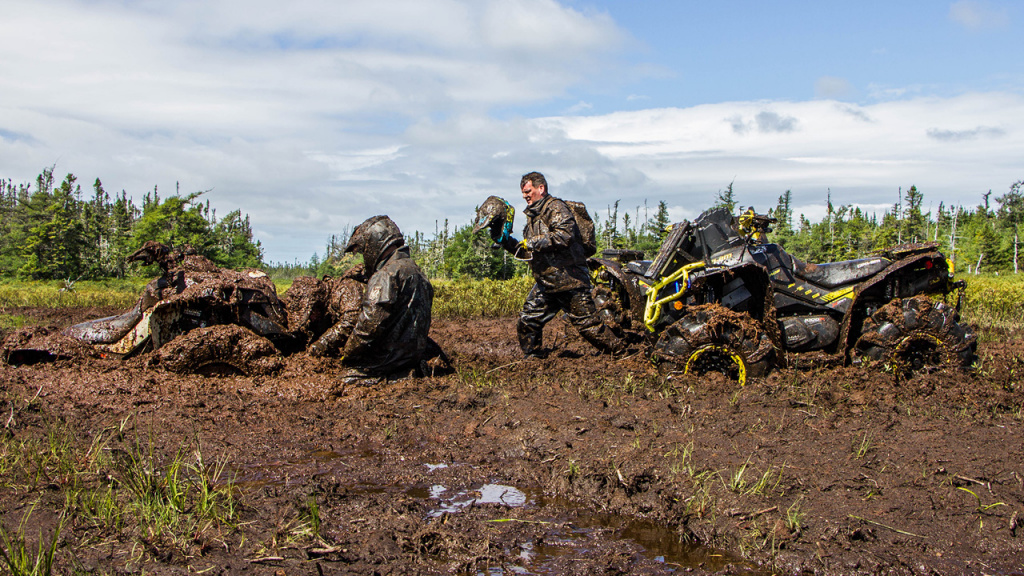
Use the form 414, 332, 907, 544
790, 256, 890, 289
626, 260, 653, 276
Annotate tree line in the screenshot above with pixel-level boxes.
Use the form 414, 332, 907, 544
271, 199, 674, 281
0, 167, 262, 280
290, 180, 1022, 280
759, 182, 1023, 275
3, 168, 1022, 281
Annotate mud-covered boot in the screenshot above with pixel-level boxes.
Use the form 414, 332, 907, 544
567, 289, 627, 355
516, 320, 546, 359
338, 367, 382, 389
576, 318, 628, 356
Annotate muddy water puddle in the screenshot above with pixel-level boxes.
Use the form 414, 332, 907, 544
237, 451, 765, 574
467, 490, 761, 575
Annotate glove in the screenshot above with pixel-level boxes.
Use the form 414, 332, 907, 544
518, 238, 529, 252
490, 219, 514, 243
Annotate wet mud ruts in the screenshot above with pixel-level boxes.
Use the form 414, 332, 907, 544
1, 309, 1022, 574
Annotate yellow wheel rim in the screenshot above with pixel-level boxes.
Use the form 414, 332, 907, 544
889, 332, 946, 375
683, 344, 748, 386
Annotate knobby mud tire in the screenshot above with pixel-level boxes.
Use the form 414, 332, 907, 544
852, 295, 977, 376
148, 325, 284, 376
592, 284, 631, 331
653, 304, 775, 385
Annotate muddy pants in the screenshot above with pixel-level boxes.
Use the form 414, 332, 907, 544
517, 285, 624, 356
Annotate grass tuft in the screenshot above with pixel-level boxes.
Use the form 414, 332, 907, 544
0, 504, 64, 576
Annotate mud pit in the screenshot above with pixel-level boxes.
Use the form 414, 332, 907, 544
2, 306, 1024, 575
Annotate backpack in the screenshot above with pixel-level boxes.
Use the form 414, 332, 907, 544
563, 199, 597, 257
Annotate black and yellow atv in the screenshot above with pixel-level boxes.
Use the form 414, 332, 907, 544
590, 207, 976, 383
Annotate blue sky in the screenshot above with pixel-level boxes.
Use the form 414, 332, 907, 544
545, 1, 1023, 112
1, 0, 1022, 262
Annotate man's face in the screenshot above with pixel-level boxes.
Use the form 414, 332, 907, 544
521, 181, 546, 205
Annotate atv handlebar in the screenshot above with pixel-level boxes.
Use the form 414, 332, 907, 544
737, 209, 776, 242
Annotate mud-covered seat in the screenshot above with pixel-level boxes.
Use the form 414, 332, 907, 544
789, 255, 891, 289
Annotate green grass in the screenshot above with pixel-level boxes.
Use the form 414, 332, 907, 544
431, 276, 533, 318
958, 274, 1024, 336
1, 273, 1020, 329
0, 275, 534, 318
0, 278, 146, 309
0, 504, 63, 576
0, 314, 31, 330
853, 432, 872, 459
0, 423, 239, 568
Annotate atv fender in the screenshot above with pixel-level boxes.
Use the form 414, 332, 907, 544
688, 262, 782, 352
65, 298, 146, 345
852, 251, 951, 303
830, 250, 952, 358
92, 308, 155, 357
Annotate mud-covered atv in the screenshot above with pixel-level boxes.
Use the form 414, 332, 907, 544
3, 242, 367, 375
590, 208, 976, 383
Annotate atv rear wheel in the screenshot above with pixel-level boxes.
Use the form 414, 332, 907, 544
852, 295, 976, 376
653, 304, 774, 385
592, 284, 631, 330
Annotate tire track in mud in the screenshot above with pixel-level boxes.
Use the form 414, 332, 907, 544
0, 310, 1022, 574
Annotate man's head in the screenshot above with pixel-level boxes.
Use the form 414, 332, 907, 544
520, 171, 547, 206
345, 215, 405, 271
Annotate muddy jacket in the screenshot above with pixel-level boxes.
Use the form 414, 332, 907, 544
501, 194, 590, 292
342, 246, 433, 374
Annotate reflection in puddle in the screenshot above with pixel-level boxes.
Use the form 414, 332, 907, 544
408, 484, 759, 575
236, 452, 763, 575
417, 483, 531, 517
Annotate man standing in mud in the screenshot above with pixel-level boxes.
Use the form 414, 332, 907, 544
309, 215, 438, 379
492, 172, 625, 358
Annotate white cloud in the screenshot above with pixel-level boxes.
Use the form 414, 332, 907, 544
815, 76, 854, 99
0, 0, 628, 261
925, 126, 1006, 141
1, 0, 1021, 263
949, 0, 1009, 31
565, 101, 594, 114
543, 92, 1024, 220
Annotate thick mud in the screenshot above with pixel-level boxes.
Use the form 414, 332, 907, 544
2, 306, 1023, 575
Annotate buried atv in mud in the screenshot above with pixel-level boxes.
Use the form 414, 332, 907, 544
2, 242, 368, 375
589, 208, 976, 383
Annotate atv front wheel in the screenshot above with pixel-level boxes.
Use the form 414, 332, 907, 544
149, 325, 284, 376
653, 304, 774, 385
852, 295, 976, 376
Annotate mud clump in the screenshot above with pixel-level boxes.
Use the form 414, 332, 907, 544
282, 274, 365, 348
148, 324, 284, 375
325, 276, 365, 322
2, 326, 102, 365
282, 276, 332, 345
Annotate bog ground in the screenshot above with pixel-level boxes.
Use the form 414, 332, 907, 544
1, 306, 1023, 575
